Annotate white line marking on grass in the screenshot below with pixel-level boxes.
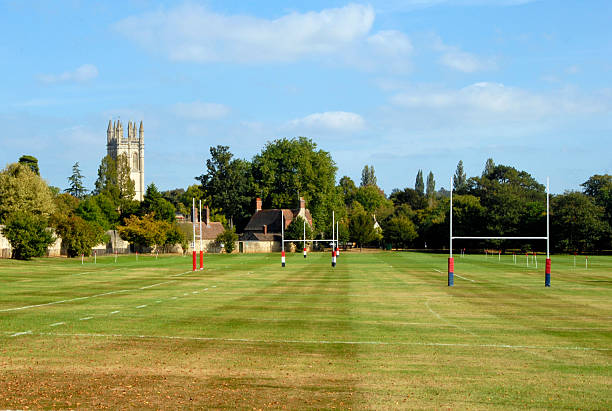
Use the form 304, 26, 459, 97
0, 278, 183, 313
192, 291, 198, 294
425, 301, 478, 337
155, 300, 162, 303
170, 270, 195, 277
433, 268, 475, 282
10, 331, 32, 337
32, 332, 612, 352
139, 281, 175, 290
79, 316, 93, 321
50, 322, 65, 327
136, 305, 147, 309
110, 311, 120, 315
171, 297, 178, 300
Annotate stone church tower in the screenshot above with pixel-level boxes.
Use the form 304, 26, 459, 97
106, 119, 145, 201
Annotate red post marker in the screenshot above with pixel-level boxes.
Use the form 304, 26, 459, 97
192, 250, 196, 271
545, 258, 551, 287
448, 257, 454, 286
331, 250, 336, 267
281, 250, 286, 267
199, 250, 203, 270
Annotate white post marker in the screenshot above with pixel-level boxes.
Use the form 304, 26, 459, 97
534, 252, 538, 269
94, 250, 97, 265
331, 211, 336, 267
281, 212, 286, 267
586, 256, 588, 270
303, 219, 307, 258
114, 251, 117, 264
199, 200, 203, 270
336, 221, 340, 257
81, 254, 84, 265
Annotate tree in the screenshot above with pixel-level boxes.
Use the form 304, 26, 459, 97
94, 154, 135, 204
252, 137, 341, 233
141, 183, 176, 222
483, 158, 495, 177
54, 215, 106, 257
552, 191, 609, 252
360, 165, 377, 187
215, 228, 239, 253
349, 211, 378, 251
353, 185, 392, 213
65, 162, 87, 199
382, 215, 417, 249
0, 163, 56, 224
118, 214, 167, 251
453, 160, 467, 192
197, 146, 254, 229
339, 176, 357, 205
2, 212, 55, 260
582, 174, 612, 228
415, 170, 424, 195
284, 216, 313, 250
18, 155, 40, 175
389, 188, 427, 210
426, 171, 436, 198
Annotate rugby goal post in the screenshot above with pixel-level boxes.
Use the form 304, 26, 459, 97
448, 177, 551, 287
281, 211, 339, 267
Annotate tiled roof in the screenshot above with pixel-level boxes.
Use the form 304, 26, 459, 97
244, 208, 312, 234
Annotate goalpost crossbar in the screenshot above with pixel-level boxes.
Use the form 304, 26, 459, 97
452, 236, 547, 240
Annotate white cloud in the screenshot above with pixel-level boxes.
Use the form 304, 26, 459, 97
389, 82, 609, 127
287, 111, 365, 132
173, 101, 230, 119
114, 3, 375, 64
366, 30, 413, 56
38, 64, 99, 84
439, 50, 496, 72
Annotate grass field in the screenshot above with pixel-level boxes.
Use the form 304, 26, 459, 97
1, 251, 610, 409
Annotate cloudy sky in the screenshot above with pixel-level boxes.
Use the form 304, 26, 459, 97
1, 0, 611, 194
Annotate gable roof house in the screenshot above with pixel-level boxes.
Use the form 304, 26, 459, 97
241, 197, 312, 252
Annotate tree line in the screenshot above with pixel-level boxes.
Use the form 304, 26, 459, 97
1, 139, 610, 259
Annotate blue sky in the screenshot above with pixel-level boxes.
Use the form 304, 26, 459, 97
1, 0, 611, 195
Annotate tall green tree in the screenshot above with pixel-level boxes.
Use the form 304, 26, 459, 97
483, 158, 495, 177
0, 163, 56, 223
94, 154, 135, 204
360, 165, 377, 187
426, 171, 436, 198
65, 162, 87, 199
18, 155, 40, 175
197, 145, 254, 229
2, 212, 55, 260
552, 191, 609, 252
415, 170, 424, 195
339, 176, 357, 206
453, 160, 467, 192
582, 174, 612, 228
348, 211, 378, 251
252, 137, 341, 232
141, 183, 176, 222
389, 188, 427, 210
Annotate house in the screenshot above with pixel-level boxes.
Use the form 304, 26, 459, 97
178, 206, 226, 253
241, 197, 312, 253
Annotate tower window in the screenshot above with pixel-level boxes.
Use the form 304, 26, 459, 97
133, 152, 139, 171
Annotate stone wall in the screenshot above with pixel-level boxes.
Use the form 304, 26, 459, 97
239, 240, 281, 253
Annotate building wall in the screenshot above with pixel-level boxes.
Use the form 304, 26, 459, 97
239, 240, 281, 253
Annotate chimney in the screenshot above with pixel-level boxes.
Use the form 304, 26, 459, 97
263, 224, 267, 235
256, 197, 262, 212
299, 197, 305, 211
205, 206, 210, 227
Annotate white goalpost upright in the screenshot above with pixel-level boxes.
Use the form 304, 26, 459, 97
449, 177, 551, 287
191, 198, 204, 271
